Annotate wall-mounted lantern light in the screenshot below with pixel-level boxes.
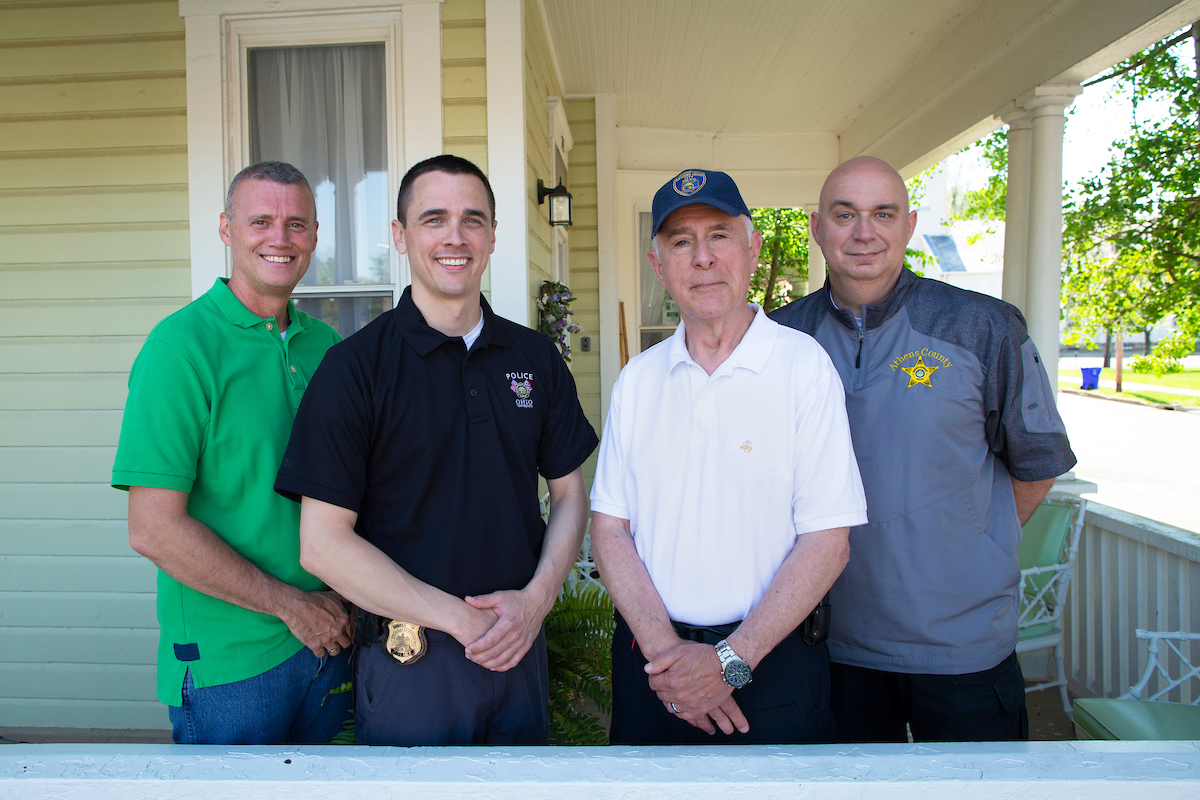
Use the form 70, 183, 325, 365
537, 179, 573, 227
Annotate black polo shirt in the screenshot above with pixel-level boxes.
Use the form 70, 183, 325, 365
275, 288, 598, 599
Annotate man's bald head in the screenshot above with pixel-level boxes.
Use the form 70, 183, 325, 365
818, 156, 910, 216
811, 156, 917, 313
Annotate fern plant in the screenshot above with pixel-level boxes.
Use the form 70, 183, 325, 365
545, 580, 614, 745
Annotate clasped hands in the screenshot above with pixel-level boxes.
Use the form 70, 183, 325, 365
460, 587, 550, 672
645, 641, 750, 736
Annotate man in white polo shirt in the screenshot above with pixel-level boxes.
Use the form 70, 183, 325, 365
590, 169, 867, 744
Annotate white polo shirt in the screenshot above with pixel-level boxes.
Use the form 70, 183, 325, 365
591, 305, 867, 626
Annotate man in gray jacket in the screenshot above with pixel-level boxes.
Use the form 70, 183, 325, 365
772, 156, 1076, 742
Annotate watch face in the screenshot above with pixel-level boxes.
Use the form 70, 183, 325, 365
724, 660, 752, 688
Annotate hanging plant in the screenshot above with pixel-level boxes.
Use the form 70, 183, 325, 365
537, 280, 584, 362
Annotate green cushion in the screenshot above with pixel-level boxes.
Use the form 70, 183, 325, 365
1073, 697, 1200, 740
1019, 621, 1058, 640
1019, 503, 1074, 571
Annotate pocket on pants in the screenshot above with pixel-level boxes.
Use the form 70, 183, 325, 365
992, 654, 1025, 714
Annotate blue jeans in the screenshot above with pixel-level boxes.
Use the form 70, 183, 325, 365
169, 646, 352, 745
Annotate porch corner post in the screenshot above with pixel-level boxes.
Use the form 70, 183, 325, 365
485, 0, 529, 325
1018, 84, 1081, 385
998, 104, 1033, 314
805, 204, 825, 294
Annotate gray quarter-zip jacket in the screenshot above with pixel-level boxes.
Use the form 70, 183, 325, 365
771, 268, 1076, 674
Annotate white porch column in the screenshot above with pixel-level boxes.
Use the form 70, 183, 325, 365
805, 204, 825, 294
998, 104, 1032, 313
594, 94, 620, 423
1018, 84, 1081, 384
485, 0, 529, 325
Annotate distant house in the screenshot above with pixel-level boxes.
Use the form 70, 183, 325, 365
2, 0, 1193, 731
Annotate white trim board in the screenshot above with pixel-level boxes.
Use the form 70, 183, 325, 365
5, 741, 1200, 798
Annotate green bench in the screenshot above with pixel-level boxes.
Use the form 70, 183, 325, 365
1073, 630, 1200, 740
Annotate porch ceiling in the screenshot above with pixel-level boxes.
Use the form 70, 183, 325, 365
540, 0, 1200, 173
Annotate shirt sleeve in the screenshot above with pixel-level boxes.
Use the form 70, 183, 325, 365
986, 310, 1077, 482
588, 369, 630, 520
790, 345, 868, 534
111, 337, 208, 493
274, 343, 372, 511
535, 340, 600, 480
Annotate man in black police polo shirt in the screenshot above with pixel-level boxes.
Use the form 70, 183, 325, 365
275, 155, 597, 745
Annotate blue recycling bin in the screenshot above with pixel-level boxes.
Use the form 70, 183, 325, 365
1080, 367, 1101, 390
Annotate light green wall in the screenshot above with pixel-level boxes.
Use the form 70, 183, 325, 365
563, 99, 601, 489
523, 0, 558, 329
442, 0, 490, 300
0, 0, 188, 730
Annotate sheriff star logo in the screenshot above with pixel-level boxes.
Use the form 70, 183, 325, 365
901, 355, 939, 388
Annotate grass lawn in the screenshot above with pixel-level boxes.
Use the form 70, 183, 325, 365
1057, 366, 1200, 391
1057, 381, 1199, 406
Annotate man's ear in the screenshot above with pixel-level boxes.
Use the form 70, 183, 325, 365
647, 248, 666, 287
218, 213, 232, 247
391, 218, 407, 256
905, 209, 918, 245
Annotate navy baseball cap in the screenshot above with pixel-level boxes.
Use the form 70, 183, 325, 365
651, 169, 752, 237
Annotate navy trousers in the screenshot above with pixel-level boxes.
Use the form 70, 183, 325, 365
609, 615, 835, 745
354, 627, 549, 746
830, 651, 1029, 742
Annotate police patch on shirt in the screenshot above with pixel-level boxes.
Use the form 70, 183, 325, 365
889, 348, 952, 388
673, 170, 706, 196
508, 372, 534, 408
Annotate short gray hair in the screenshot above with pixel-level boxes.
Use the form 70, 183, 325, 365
224, 161, 313, 217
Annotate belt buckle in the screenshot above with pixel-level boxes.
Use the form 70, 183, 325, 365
384, 620, 428, 665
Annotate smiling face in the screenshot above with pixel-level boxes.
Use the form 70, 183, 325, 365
392, 170, 496, 305
220, 178, 317, 305
647, 204, 762, 327
812, 156, 917, 301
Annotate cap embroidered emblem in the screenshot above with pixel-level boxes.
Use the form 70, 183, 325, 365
672, 170, 707, 197
740, 441, 753, 453
901, 355, 939, 388
510, 376, 534, 408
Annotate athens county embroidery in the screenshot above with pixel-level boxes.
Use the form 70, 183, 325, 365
508, 372, 534, 408
889, 348, 952, 388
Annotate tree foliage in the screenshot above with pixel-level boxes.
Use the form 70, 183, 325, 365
748, 208, 809, 312
952, 128, 1008, 224
1063, 28, 1200, 337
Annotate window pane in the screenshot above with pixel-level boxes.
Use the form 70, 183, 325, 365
638, 211, 678, 352
248, 44, 390, 289
294, 295, 392, 339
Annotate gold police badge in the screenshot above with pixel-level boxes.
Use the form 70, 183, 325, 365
385, 620, 428, 665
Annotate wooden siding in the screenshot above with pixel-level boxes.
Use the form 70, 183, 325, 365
442, 0, 490, 299
564, 98, 600, 489
0, 0, 188, 730
523, 0, 557, 329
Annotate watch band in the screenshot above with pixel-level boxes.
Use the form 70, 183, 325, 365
715, 639, 752, 687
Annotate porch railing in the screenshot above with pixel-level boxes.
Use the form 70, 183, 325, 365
1066, 501, 1200, 704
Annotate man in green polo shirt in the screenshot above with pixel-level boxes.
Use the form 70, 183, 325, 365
112, 162, 352, 745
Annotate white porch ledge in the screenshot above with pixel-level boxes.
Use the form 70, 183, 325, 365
4, 741, 1200, 798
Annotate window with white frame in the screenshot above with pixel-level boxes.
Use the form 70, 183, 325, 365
179, 2, 444, 337
638, 210, 679, 352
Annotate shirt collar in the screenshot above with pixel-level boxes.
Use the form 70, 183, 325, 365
392, 286, 511, 357
822, 267, 919, 331
207, 277, 302, 333
667, 304, 777, 376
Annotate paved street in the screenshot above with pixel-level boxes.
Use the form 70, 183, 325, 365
1057, 391, 1200, 534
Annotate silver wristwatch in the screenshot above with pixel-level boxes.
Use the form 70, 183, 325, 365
714, 639, 752, 688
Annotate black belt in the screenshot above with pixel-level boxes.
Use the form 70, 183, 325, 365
669, 595, 831, 647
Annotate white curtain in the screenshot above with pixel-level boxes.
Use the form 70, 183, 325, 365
248, 44, 387, 292
639, 211, 666, 327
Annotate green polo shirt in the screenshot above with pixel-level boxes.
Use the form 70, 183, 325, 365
113, 278, 341, 706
